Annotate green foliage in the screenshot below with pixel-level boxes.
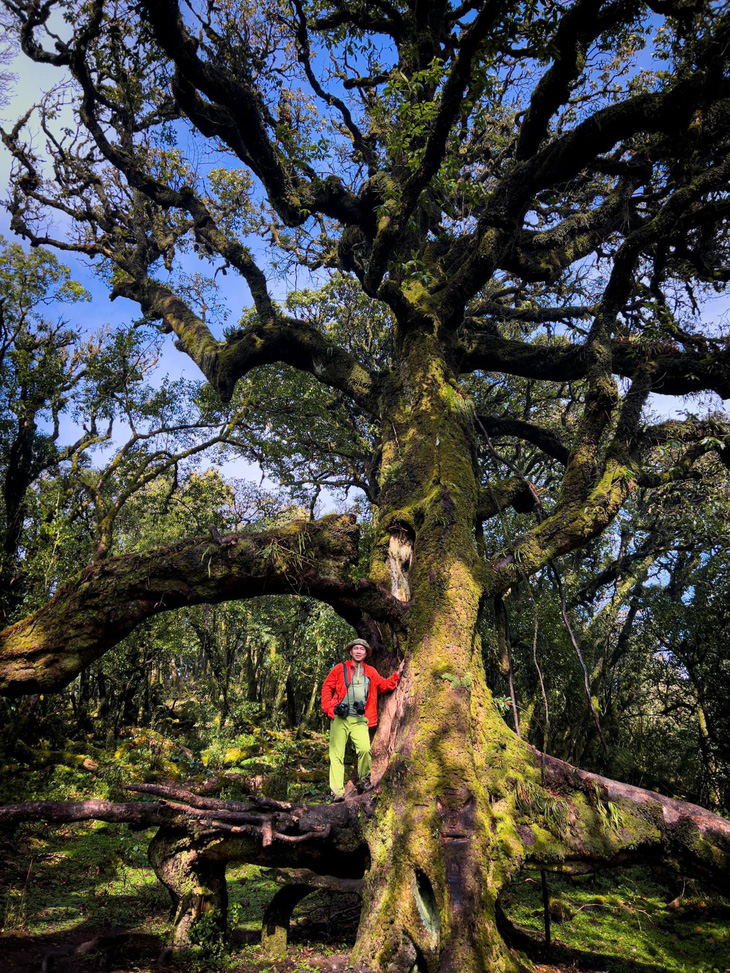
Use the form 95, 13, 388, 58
513, 781, 569, 839
0, 238, 90, 617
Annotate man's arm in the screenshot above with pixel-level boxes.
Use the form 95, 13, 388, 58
375, 660, 404, 693
321, 667, 340, 719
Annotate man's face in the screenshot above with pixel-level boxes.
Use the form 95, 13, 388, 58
350, 643, 367, 662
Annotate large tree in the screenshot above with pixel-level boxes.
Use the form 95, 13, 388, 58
2, 1, 730, 970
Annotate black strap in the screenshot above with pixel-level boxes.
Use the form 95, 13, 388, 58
341, 662, 351, 688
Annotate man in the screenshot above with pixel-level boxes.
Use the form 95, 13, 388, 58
321, 638, 405, 801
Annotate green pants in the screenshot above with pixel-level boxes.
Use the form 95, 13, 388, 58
329, 716, 371, 796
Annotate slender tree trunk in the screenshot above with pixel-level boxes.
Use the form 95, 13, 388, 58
271, 664, 290, 727
685, 664, 723, 811
285, 669, 297, 727
298, 674, 320, 736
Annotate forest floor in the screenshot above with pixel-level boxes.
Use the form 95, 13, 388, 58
2, 818, 729, 973
2, 727, 729, 972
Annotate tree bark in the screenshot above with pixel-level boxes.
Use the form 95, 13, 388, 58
350, 330, 529, 972
149, 828, 229, 949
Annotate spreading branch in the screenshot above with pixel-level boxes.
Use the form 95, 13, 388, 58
137, 0, 365, 229
0, 515, 405, 696
476, 416, 569, 466
460, 332, 730, 400
112, 276, 381, 413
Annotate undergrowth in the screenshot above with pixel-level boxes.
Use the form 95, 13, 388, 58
501, 866, 730, 973
2, 722, 729, 972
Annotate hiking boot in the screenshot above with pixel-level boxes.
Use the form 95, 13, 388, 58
356, 775, 373, 793
330, 792, 345, 803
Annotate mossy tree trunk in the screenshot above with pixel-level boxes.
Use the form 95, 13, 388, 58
351, 327, 530, 972
149, 829, 229, 950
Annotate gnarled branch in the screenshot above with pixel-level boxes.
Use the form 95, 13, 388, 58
459, 332, 730, 400
523, 750, 730, 895
0, 515, 405, 696
112, 276, 381, 413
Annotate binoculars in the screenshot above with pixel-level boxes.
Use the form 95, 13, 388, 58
335, 699, 366, 717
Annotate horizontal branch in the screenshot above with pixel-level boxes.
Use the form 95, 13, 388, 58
0, 797, 178, 828
263, 866, 364, 895
524, 750, 730, 894
476, 416, 569, 465
0, 783, 370, 873
468, 303, 595, 324
460, 332, 730, 400
0, 515, 405, 697
216, 318, 381, 414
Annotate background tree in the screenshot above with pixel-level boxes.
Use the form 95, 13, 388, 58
2, 2, 730, 971
0, 238, 91, 618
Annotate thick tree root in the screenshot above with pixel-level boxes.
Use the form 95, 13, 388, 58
149, 829, 229, 949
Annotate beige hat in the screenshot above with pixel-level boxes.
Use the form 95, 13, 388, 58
345, 638, 372, 658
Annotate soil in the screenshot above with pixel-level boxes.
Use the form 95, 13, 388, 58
0, 924, 628, 973
1, 925, 352, 973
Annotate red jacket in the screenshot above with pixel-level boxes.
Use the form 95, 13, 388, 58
321, 660, 400, 727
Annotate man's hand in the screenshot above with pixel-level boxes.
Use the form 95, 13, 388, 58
397, 659, 406, 676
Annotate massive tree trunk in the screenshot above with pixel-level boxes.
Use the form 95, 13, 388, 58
348, 327, 525, 971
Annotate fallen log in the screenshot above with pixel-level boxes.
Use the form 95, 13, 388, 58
0, 782, 370, 949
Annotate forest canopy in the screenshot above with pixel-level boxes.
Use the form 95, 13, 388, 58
1, 2, 730, 972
